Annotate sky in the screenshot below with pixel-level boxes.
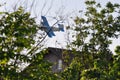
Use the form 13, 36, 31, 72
0, 0, 120, 53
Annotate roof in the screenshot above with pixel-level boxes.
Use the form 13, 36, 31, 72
45, 47, 74, 59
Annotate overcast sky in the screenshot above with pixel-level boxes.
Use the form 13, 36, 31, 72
0, 0, 120, 53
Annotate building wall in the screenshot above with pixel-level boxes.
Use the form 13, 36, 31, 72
44, 47, 73, 73
44, 53, 60, 72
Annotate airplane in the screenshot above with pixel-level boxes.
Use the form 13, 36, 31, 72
41, 16, 64, 37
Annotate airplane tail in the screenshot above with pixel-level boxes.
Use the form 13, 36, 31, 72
58, 24, 64, 32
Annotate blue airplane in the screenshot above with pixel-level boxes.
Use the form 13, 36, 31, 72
41, 16, 55, 37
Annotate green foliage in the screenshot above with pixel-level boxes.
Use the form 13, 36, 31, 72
0, 7, 39, 79
115, 46, 120, 55
61, 58, 81, 80
61, 1, 120, 80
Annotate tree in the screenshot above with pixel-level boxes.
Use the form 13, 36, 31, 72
61, 0, 120, 80
0, 7, 40, 79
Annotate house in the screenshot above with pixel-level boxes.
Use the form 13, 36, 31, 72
44, 47, 74, 73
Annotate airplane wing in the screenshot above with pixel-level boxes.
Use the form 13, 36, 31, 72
41, 16, 50, 27
41, 16, 55, 37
